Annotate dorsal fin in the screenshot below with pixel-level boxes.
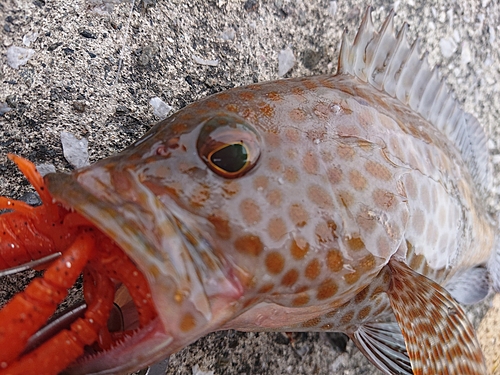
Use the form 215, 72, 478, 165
338, 7, 491, 196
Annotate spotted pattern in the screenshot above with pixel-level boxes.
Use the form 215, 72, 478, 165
388, 261, 487, 375
114, 69, 497, 375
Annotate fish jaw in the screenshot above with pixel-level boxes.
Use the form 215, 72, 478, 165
44, 170, 246, 374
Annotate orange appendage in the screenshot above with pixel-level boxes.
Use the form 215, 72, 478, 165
2, 267, 115, 375
0, 156, 80, 269
0, 233, 96, 366
0, 156, 158, 374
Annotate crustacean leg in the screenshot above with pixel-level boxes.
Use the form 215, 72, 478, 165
0, 232, 97, 367
0, 156, 158, 374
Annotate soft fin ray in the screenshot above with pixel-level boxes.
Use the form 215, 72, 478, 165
352, 322, 412, 375
387, 260, 487, 374
338, 7, 491, 196
445, 266, 490, 305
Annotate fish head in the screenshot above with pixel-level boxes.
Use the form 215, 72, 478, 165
43, 86, 294, 373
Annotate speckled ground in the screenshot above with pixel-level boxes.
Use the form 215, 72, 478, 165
1, 0, 500, 374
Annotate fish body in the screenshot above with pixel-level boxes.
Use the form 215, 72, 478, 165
4, 8, 498, 375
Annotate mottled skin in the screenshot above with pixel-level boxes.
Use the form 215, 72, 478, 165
44, 73, 495, 373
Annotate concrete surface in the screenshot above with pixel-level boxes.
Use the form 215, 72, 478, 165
1, 0, 500, 374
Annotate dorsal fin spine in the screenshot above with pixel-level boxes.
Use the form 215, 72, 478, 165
337, 6, 492, 195
422, 69, 442, 120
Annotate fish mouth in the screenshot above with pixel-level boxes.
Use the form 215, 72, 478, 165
43, 168, 241, 374
67, 317, 171, 375
34, 300, 172, 375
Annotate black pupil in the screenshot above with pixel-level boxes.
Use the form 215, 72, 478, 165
210, 143, 248, 173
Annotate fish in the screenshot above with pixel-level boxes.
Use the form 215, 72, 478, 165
0, 6, 497, 375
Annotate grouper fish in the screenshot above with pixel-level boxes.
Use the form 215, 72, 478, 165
1, 6, 497, 375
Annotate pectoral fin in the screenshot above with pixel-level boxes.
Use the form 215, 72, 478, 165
352, 322, 412, 375
387, 260, 486, 375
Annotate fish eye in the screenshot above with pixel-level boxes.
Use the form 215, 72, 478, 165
197, 115, 261, 178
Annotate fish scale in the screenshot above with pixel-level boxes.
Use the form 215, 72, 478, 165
1, 7, 497, 375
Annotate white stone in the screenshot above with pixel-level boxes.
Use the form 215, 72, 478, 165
149, 97, 172, 120
6, 46, 35, 69
278, 47, 295, 77
60, 131, 90, 169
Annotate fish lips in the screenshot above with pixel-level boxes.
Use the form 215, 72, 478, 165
44, 168, 213, 373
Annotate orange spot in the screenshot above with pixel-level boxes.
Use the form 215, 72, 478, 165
314, 222, 330, 243
208, 213, 231, 240
344, 270, 360, 284
265, 132, 281, 148
222, 181, 241, 198
284, 166, 299, 183
241, 107, 255, 120
317, 278, 338, 300
357, 306, 372, 320
354, 287, 370, 303
268, 157, 282, 172
359, 254, 377, 272
326, 249, 343, 272
281, 269, 299, 286
217, 92, 231, 101
266, 91, 282, 101
284, 128, 301, 143
239, 91, 255, 101
305, 258, 321, 280
205, 100, 220, 109
266, 189, 282, 207
180, 313, 196, 332
171, 123, 189, 134
234, 235, 263, 256
265, 252, 285, 274
303, 152, 319, 175
327, 166, 342, 184
292, 294, 310, 306
348, 169, 367, 191
313, 102, 330, 119
253, 175, 268, 191
302, 79, 318, 90
268, 217, 288, 241
308, 184, 333, 207
258, 283, 274, 293
302, 317, 321, 327
290, 237, 309, 259
372, 189, 397, 210
339, 310, 355, 324
338, 190, 354, 207
337, 144, 356, 160
190, 186, 210, 208
226, 104, 239, 112
365, 160, 392, 180
291, 86, 305, 97
240, 198, 261, 225
289, 108, 307, 122
289, 203, 309, 227
347, 236, 364, 251
259, 102, 274, 117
